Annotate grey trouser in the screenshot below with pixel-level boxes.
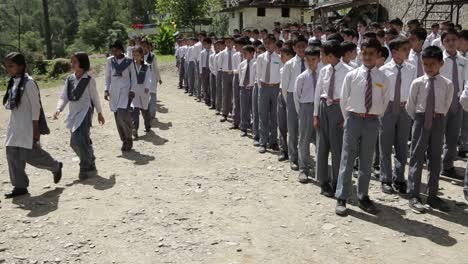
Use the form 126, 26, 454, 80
216, 71, 223, 112
258, 85, 280, 146
379, 104, 412, 184
277, 94, 288, 155
114, 108, 133, 147
336, 113, 379, 200
184, 61, 190, 91
6, 144, 60, 189
210, 73, 217, 107
187, 61, 196, 94
71, 110, 96, 171
240, 86, 253, 131
232, 74, 241, 126
443, 105, 462, 170
287, 92, 299, 163
201, 68, 211, 104
149, 92, 157, 119
195, 61, 201, 97
132, 107, 151, 131
179, 58, 186, 88
465, 161, 468, 193
298, 103, 315, 174
459, 110, 468, 152
222, 72, 233, 117
252, 84, 260, 141
408, 113, 445, 198
317, 101, 343, 190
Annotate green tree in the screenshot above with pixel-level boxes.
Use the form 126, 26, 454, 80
155, 0, 211, 33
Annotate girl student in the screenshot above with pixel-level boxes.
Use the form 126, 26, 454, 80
54, 52, 105, 180
130, 46, 153, 138
3, 52, 63, 198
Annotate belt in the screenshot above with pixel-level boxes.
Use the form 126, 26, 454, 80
224, 71, 234, 74
390, 101, 407, 107
350, 111, 378, 118
433, 113, 444, 118
260, 82, 280, 88
320, 98, 340, 104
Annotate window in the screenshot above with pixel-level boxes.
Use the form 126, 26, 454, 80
257, 8, 266, 17
281, 8, 290, 17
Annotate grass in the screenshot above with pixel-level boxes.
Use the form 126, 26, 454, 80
156, 54, 176, 64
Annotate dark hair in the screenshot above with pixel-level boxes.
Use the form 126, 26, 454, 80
341, 28, 357, 38
315, 26, 323, 32
461, 30, 468, 41
257, 44, 266, 52
276, 40, 284, 49
407, 19, 420, 27
252, 39, 263, 47
357, 19, 368, 27
380, 46, 390, 60
281, 46, 295, 57
422, 45, 443, 61
233, 37, 244, 45
261, 29, 268, 34
388, 37, 410, 52
198, 31, 208, 38
293, 35, 308, 46
363, 31, 377, 39
327, 33, 344, 42
203, 37, 213, 45
441, 28, 460, 42
265, 34, 277, 43
431, 23, 440, 29
305, 46, 321, 57
409, 27, 428, 41
341, 41, 357, 54
284, 40, 294, 49
376, 29, 385, 38
72, 52, 91, 72
109, 39, 125, 52
322, 40, 343, 58
361, 38, 382, 50
325, 26, 337, 33
253, 29, 260, 34
243, 45, 255, 53
370, 22, 381, 29
3, 52, 27, 107
309, 39, 322, 48
389, 18, 404, 27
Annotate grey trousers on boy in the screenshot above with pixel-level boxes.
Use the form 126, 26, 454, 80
210, 73, 217, 107
240, 86, 253, 131
459, 110, 468, 152
298, 103, 315, 174
114, 108, 133, 148
443, 106, 462, 171
222, 72, 234, 117
258, 85, 280, 146
287, 92, 299, 164
187, 61, 196, 94
252, 84, 260, 141
379, 103, 412, 184
408, 113, 445, 198
336, 113, 379, 201
71, 110, 96, 170
232, 74, 241, 127
216, 71, 223, 112
179, 58, 186, 89
201, 68, 211, 104
317, 101, 343, 190
277, 94, 288, 155
195, 62, 201, 98
6, 143, 61, 189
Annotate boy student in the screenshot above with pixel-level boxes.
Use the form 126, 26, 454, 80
314, 40, 354, 193
186, 38, 197, 95
431, 21, 454, 48
177, 38, 188, 90
219, 36, 235, 123
341, 41, 358, 68
209, 41, 220, 110
141, 40, 162, 121
440, 29, 468, 178
295, 46, 322, 183
425, 23, 440, 47
378, 37, 416, 194
257, 34, 283, 153
459, 85, 468, 201
104, 40, 135, 152
408, 28, 427, 78
215, 39, 226, 115
281, 35, 308, 169
278, 47, 296, 161
199, 37, 214, 106
406, 46, 454, 213
252, 43, 266, 146
231, 38, 245, 129
238, 45, 256, 136
193, 32, 206, 100
335, 38, 391, 216
458, 30, 468, 157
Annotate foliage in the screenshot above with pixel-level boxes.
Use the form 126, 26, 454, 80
212, 13, 229, 37
155, 0, 212, 33
154, 20, 176, 55
106, 21, 129, 48
48, 58, 71, 77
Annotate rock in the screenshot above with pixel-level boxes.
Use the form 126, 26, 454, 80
64, 243, 74, 248
236, 248, 242, 252
280, 225, 287, 228
321, 223, 336, 230
460, 231, 465, 235
450, 181, 457, 185
401, 238, 407, 243
344, 240, 351, 245
89, 244, 96, 248
0, 247, 7, 252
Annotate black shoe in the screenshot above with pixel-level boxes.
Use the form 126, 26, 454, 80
53, 162, 63, 184
298, 171, 308, 184
253, 140, 261, 147
210, 106, 216, 110
215, 112, 221, 116
464, 191, 468, 202
427, 196, 451, 212
335, 199, 347, 216
184, 90, 189, 94
229, 125, 239, 130
269, 144, 280, 151
258, 145, 267, 154
358, 196, 378, 215
79, 167, 97, 180
240, 130, 247, 137
132, 129, 139, 139
320, 184, 334, 198
144, 127, 152, 133
441, 167, 457, 178
381, 182, 395, 194
458, 150, 467, 158
278, 153, 288, 162
5, 188, 29, 199
188, 93, 193, 96
393, 181, 407, 194
290, 162, 299, 171
409, 197, 426, 213
220, 117, 227, 122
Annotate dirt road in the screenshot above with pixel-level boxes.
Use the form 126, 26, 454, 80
0, 62, 467, 264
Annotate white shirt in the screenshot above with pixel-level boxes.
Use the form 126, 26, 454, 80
341, 59, 358, 69
256, 51, 283, 85
425, 32, 439, 48
186, 46, 195, 62
209, 53, 217, 74
314, 62, 354, 116
176, 45, 188, 60
406, 74, 454, 118
440, 50, 468, 96
57, 73, 103, 132
145, 52, 161, 90
130, 63, 153, 110
215, 52, 223, 71
199, 49, 214, 72
232, 51, 243, 74
407, 49, 424, 76
295, 69, 317, 104
238, 59, 256, 87
431, 38, 443, 48
104, 56, 135, 112
460, 84, 468, 111
379, 60, 416, 102
340, 65, 391, 118
5, 74, 40, 149
191, 41, 203, 62
218, 48, 236, 72
282, 55, 307, 94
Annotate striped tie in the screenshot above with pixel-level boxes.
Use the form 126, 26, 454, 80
393, 65, 403, 114
449, 56, 459, 113
327, 66, 336, 106
424, 77, 436, 130
365, 69, 372, 113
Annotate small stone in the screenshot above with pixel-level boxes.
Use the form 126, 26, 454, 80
321, 223, 336, 230
460, 231, 465, 235
401, 238, 407, 243
236, 248, 242, 252
89, 244, 95, 248
64, 243, 73, 248
450, 181, 457, 185
344, 241, 351, 245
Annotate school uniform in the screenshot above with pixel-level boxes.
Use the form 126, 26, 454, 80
407, 49, 425, 78
232, 51, 243, 127
105, 55, 135, 150
378, 60, 416, 186
145, 51, 161, 120
335, 65, 391, 201
341, 59, 358, 69
425, 32, 439, 49
439, 51, 468, 172
252, 54, 261, 142
177, 45, 188, 89
459, 51, 468, 154
238, 58, 256, 131
314, 62, 354, 191
278, 67, 288, 156
256, 51, 283, 147
431, 38, 442, 48
130, 62, 153, 133
215, 52, 224, 113
5, 74, 61, 189
186, 46, 196, 95
209, 52, 218, 108
219, 47, 235, 118
281, 55, 307, 166
459, 88, 468, 195
192, 41, 203, 99
406, 74, 453, 198
199, 48, 214, 105
57, 72, 102, 175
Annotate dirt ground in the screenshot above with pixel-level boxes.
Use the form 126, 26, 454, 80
0, 62, 467, 264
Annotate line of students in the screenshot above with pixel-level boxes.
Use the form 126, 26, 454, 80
176, 22, 468, 216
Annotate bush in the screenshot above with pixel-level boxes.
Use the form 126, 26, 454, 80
154, 20, 176, 55
48, 58, 71, 77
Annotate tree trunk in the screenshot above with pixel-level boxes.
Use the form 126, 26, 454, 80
42, 0, 53, 59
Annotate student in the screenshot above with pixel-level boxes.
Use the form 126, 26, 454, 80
408, 28, 427, 78
199, 37, 214, 106
460, 84, 468, 201
193, 32, 206, 100
256, 34, 283, 153
278, 47, 296, 162
126, 38, 135, 59
458, 30, 468, 157
431, 21, 454, 48
238, 45, 256, 136
231, 38, 245, 129
3, 52, 62, 198
295, 46, 322, 183
186, 38, 196, 95
439, 29, 468, 178
406, 19, 421, 32
376, 46, 389, 68
341, 41, 358, 68
389, 18, 405, 37
209, 41, 220, 110
104, 40, 135, 152
425, 23, 440, 47
378, 37, 416, 194
141, 40, 162, 121
219, 37, 235, 122
314, 40, 353, 192
252, 44, 266, 146
215, 40, 226, 115
281, 35, 308, 169
335, 38, 391, 216
177, 38, 188, 90
406, 46, 454, 212
54, 52, 105, 179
